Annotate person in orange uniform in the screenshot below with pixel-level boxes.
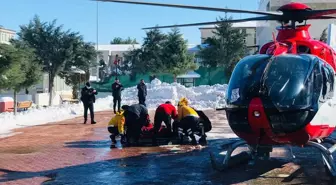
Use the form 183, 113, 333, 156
152, 101, 178, 146
107, 110, 126, 148
176, 98, 200, 145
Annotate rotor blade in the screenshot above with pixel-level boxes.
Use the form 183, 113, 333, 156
142, 16, 278, 30
310, 15, 336, 19
306, 9, 336, 18
94, 0, 283, 16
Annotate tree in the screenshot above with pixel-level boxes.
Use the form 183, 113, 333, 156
123, 48, 144, 81
198, 16, 247, 82
141, 27, 167, 75
0, 44, 24, 92
0, 43, 42, 115
17, 15, 88, 106
59, 41, 97, 99
320, 28, 328, 43
162, 28, 196, 81
110, 37, 139, 44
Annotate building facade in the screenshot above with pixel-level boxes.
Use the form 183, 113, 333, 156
0, 27, 15, 44
257, 0, 336, 47
198, 21, 258, 54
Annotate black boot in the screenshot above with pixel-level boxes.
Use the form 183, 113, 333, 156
110, 135, 117, 148
199, 135, 207, 145
120, 134, 127, 145
190, 135, 198, 146
152, 138, 159, 146
91, 121, 97, 124
84, 119, 87, 124
179, 134, 184, 145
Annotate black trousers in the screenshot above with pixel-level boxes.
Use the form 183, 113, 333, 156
108, 127, 119, 142
113, 96, 121, 112
178, 116, 200, 144
153, 111, 172, 141
125, 113, 143, 144
138, 96, 146, 107
83, 103, 94, 121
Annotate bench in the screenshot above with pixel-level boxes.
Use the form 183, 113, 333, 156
60, 94, 80, 104
8, 101, 33, 111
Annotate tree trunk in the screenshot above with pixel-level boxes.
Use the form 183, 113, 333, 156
173, 74, 177, 82
72, 85, 78, 99
48, 72, 54, 106
13, 90, 17, 116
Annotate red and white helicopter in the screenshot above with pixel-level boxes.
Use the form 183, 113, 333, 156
95, 0, 336, 178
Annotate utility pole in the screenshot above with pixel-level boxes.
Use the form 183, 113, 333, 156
240, 4, 242, 19
96, 1, 99, 81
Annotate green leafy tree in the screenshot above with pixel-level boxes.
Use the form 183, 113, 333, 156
123, 48, 144, 81
141, 27, 167, 75
320, 28, 328, 43
110, 37, 139, 44
162, 28, 196, 81
198, 16, 247, 82
59, 40, 97, 99
0, 43, 42, 115
0, 44, 24, 92
17, 15, 88, 106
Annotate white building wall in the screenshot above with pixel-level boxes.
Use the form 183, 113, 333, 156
199, 22, 258, 54
0, 27, 15, 44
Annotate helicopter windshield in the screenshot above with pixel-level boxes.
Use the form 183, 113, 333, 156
261, 54, 315, 111
226, 54, 271, 105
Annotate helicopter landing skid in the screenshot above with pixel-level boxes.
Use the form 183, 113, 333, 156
307, 138, 336, 177
210, 139, 252, 171
210, 138, 336, 178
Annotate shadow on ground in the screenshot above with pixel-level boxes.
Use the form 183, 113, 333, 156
0, 139, 333, 185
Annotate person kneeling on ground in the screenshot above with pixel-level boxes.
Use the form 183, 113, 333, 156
176, 97, 200, 145
107, 110, 127, 148
152, 101, 178, 146
122, 104, 150, 146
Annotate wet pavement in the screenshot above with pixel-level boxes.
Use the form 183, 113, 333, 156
0, 110, 334, 185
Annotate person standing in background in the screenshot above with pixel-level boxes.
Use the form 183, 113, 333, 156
80, 82, 98, 124
137, 79, 147, 106
112, 78, 124, 114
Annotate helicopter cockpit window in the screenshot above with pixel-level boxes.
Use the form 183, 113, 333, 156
320, 63, 335, 102
261, 55, 314, 111
226, 55, 270, 104
297, 45, 311, 54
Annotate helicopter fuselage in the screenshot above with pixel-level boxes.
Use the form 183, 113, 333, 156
225, 24, 336, 146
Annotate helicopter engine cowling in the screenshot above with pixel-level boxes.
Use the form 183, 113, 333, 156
225, 54, 335, 145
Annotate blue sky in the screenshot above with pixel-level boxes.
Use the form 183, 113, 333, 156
0, 0, 258, 45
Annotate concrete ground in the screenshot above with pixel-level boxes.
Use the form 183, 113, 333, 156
0, 110, 334, 185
